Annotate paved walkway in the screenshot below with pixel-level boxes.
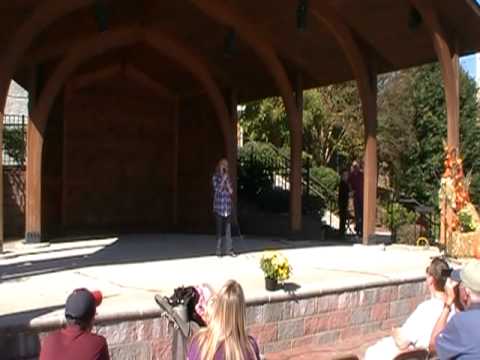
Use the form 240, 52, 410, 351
0, 234, 439, 330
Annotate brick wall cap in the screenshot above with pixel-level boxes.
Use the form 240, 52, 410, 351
0, 274, 426, 336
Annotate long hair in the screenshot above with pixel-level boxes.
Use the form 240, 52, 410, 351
194, 280, 256, 360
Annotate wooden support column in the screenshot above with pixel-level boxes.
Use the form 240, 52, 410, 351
0, 109, 3, 251
172, 97, 179, 228
362, 62, 378, 245
228, 90, 239, 224
291, 75, 304, 237
25, 121, 43, 243
25, 66, 42, 243
410, 0, 460, 149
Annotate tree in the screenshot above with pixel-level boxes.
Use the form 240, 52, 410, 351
378, 63, 480, 205
377, 70, 417, 192
240, 97, 289, 148
3, 127, 26, 165
240, 82, 364, 167
303, 83, 363, 167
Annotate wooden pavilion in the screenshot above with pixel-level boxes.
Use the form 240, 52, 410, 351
0, 0, 479, 248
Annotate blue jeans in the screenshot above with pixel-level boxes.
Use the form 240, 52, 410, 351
215, 214, 233, 253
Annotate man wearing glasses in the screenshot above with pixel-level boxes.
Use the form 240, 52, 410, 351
429, 260, 480, 359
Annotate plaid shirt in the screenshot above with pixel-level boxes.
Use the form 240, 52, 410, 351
212, 173, 232, 217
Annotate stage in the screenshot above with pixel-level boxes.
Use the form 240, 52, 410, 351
0, 234, 440, 359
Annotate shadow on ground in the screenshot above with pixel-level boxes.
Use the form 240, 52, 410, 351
0, 233, 358, 283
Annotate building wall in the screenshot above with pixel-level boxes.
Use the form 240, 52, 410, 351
4, 80, 29, 116
41, 77, 224, 237
177, 96, 224, 233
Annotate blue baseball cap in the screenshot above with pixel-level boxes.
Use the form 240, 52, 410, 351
65, 288, 97, 320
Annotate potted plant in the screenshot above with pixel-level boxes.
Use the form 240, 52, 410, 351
260, 251, 292, 291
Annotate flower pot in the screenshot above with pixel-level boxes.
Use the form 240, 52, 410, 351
265, 277, 278, 291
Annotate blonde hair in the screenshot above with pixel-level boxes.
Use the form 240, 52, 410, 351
194, 280, 256, 360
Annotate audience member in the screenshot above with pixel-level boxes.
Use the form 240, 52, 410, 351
364, 257, 453, 360
429, 260, 480, 359
187, 280, 260, 360
40, 288, 109, 360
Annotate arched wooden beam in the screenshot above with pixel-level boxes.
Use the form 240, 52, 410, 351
143, 30, 234, 159
0, 0, 97, 112
124, 65, 176, 100
26, 27, 234, 241
69, 64, 124, 92
0, 0, 98, 243
190, 0, 303, 235
69, 63, 176, 100
410, 0, 460, 149
311, 5, 378, 244
25, 28, 140, 242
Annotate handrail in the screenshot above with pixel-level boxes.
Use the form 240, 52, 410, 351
261, 142, 336, 201
239, 142, 339, 223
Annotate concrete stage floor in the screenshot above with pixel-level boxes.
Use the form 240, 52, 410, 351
0, 234, 440, 330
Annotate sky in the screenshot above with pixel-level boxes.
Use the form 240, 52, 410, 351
461, 54, 477, 80
460, 0, 480, 81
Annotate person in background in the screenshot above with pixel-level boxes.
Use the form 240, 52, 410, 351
212, 158, 235, 257
338, 169, 350, 237
364, 257, 453, 360
429, 260, 480, 359
40, 288, 109, 360
187, 280, 260, 360
348, 161, 364, 237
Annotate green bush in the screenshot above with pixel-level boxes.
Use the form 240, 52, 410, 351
238, 142, 327, 217
4, 127, 25, 165
469, 173, 480, 206
238, 142, 281, 200
309, 166, 339, 203
388, 203, 416, 232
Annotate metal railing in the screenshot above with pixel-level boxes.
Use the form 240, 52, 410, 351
238, 142, 338, 224
3, 114, 27, 166
261, 143, 337, 215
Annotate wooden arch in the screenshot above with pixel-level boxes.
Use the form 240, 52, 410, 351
0, 0, 99, 246
311, 4, 378, 244
25, 27, 234, 241
190, 0, 303, 235
410, 0, 460, 149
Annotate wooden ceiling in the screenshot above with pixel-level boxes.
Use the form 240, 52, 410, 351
1, 0, 479, 103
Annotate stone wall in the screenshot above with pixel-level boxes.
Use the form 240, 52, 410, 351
0, 279, 427, 359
